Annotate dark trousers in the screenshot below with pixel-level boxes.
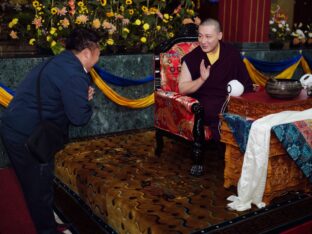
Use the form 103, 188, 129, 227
1, 135, 57, 234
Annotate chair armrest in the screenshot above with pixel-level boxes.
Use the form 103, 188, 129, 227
155, 89, 200, 113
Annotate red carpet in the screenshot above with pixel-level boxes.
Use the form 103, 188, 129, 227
0, 168, 36, 234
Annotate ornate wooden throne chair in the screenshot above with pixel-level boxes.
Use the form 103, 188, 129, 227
154, 37, 212, 176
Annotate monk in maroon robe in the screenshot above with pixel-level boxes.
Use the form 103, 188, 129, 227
179, 18, 253, 143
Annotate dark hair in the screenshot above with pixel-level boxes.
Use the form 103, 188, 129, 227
200, 18, 222, 33
65, 27, 100, 51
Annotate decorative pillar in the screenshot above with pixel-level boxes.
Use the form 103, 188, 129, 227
218, 0, 271, 43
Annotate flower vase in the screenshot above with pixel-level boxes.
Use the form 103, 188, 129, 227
289, 38, 305, 49
269, 41, 284, 50
306, 38, 312, 48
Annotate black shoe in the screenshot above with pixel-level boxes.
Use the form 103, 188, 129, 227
190, 164, 204, 176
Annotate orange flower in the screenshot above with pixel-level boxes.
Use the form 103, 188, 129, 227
32, 17, 42, 29
9, 30, 18, 39
182, 18, 194, 25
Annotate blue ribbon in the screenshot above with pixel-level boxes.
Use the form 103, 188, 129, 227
94, 65, 153, 86
303, 53, 312, 70
0, 82, 15, 95
244, 54, 302, 73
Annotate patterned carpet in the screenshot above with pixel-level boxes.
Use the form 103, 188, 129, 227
54, 129, 312, 234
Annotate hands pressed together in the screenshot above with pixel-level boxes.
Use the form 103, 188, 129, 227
88, 86, 95, 101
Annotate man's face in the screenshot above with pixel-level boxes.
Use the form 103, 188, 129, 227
198, 24, 222, 53
85, 45, 100, 71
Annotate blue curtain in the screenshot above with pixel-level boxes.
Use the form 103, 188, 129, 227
94, 65, 153, 87
303, 53, 312, 71
244, 54, 302, 73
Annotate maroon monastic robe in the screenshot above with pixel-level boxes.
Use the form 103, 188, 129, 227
182, 42, 253, 140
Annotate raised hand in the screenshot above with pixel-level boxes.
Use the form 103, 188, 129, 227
200, 59, 211, 81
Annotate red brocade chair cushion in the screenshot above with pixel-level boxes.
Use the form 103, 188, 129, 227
155, 90, 211, 141
155, 41, 211, 141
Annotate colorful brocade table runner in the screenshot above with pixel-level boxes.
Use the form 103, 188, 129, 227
223, 113, 312, 183
272, 119, 312, 183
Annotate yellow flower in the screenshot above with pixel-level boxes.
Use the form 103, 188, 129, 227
107, 38, 114, 45
32, 1, 39, 7
149, 7, 158, 14
134, 19, 141, 25
143, 23, 150, 31
187, 9, 195, 16
46, 35, 52, 42
142, 6, 148, 13
92, 19, 101, 29
125, 0, 132, 5
51, 41, 57, 47
29, 38, 36, 45
122, 28, 130, 33
8, 18, 18, 28
164, 14, 169, 19
100, 0, 107, 6
156, 25, 161, 31
50, 27, 57, 35
77, 1, 84, 7
128, 9, 134, 15
140, 37, 147, 43
168, 32, 174, 38
51, 7, 58, 15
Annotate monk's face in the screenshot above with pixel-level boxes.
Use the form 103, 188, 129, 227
198, 24, 222, 53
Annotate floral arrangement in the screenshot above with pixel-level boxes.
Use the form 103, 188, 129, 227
305, 23, 312, 46
269, 5, 291, 42
3, 0, 200, 54
291, 22, 306, 46
289, 22, 312, 47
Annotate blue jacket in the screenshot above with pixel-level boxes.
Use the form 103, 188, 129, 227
1, 50, 93, 142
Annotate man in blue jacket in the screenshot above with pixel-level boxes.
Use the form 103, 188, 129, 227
0, 28, 100, 233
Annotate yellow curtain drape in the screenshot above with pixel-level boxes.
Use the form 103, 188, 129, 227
243, 58, 267, 86
90, 68, 154, 108
275, 58, 301, 79
300, 57, 312, 74
0, 87, 13, 108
